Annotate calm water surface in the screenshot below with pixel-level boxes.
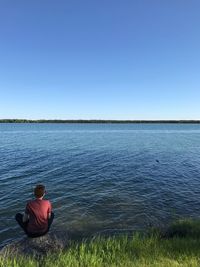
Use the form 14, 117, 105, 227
0, 123, 200, 246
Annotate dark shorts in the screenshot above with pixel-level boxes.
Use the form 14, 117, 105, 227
15, 212, 54, 238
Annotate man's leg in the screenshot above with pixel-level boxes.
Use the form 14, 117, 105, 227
15, 213, 28, 234
48, 212, 54, 231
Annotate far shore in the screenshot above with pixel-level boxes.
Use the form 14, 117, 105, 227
1, 119, 200, 123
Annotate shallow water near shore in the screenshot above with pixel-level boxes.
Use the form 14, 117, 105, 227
0, 123, 200, 247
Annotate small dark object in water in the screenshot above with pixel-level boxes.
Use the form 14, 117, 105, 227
156, 159, 160, 163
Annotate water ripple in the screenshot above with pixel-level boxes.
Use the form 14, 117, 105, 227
1, 123, 200, 246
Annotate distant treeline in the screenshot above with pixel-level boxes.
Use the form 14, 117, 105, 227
0, 119, 200, 123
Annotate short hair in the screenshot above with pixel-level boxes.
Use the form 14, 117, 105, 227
34, 184, 45, 198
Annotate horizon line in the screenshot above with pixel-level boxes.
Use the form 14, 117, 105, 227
1, 119, 200, 123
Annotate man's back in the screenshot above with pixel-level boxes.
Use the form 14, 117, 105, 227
15, 184, 54, 237
26, 199, 52, 234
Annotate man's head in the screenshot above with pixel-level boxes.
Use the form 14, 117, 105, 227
34, 184, 45, 198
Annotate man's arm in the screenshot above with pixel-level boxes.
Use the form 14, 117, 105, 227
23, 203, 30, 222
23, 213, 29, 222
48, 201, 52, 219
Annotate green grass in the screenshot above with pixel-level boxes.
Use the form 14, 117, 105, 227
1, 219, 200, 267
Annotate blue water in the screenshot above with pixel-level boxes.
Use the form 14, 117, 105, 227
0, 123, 200, 247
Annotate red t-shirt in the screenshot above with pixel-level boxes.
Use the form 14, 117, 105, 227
25, 199, 52, 234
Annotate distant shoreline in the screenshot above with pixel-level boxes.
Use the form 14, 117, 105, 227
0, 119, 200, 123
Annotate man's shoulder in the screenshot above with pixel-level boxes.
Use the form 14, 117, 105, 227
27, 199, 51, 207
42, 199, 52, 206
43, 199, 51, 203
27, 199, 34, 206
27, 199, 50, 204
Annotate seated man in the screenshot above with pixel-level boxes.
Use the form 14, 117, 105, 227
15, 184, 54, 237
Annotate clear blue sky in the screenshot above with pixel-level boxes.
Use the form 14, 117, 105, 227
0, 0, 200, 120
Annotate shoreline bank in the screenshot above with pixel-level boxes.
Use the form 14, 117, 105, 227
1, 219, 200, 267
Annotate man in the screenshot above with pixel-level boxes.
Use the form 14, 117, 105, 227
15, 184, 54, 237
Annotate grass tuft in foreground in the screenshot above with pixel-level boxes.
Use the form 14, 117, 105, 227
1, 219, 200, 267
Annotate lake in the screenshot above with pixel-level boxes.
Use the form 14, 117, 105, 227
0, 123, 200, 247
